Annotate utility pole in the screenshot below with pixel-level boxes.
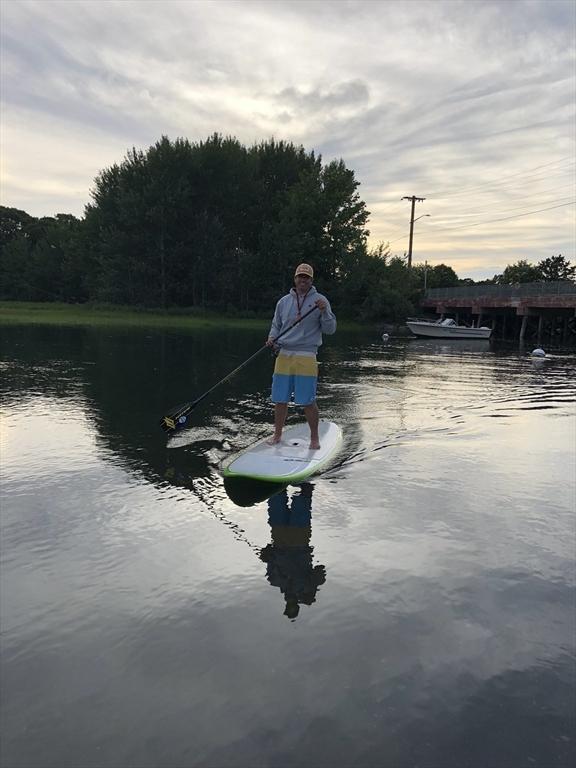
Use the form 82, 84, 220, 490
402, 195, 426, 268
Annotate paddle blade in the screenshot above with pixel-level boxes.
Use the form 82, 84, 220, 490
159, 409, 191, 433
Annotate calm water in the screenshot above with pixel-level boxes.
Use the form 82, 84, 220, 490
1, 323, 575, 768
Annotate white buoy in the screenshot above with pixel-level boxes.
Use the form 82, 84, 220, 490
382, 333, 389, 341
531, 348, 546, 357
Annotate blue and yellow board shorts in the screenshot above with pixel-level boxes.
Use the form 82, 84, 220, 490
271, 350, 318, 406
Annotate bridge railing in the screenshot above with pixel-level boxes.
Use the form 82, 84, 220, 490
425, 281, 576, 300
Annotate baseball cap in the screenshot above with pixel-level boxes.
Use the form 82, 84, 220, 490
294, 263, 314, 278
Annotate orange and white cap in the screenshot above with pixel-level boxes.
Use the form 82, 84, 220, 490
294, 263, 314, 278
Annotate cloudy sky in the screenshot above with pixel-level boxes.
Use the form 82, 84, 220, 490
1, 0, 574, 279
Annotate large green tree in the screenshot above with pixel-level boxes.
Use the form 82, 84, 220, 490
495, 259, 542, 284
0, 209, 85, 301
83, 134, 370, 311
537, 254, 575, 282
0, 206, 34, 249
412, 262, 459, 289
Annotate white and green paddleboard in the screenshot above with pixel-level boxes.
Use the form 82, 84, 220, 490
222, 420, 343, 483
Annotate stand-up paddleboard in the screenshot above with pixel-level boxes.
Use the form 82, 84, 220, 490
222, 420, 343, 483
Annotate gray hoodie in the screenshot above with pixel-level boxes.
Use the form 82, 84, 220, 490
269, 286, 337, 353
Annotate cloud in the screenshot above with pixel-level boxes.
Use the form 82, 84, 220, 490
277, 79, 370, 110
1, 0, 574, 277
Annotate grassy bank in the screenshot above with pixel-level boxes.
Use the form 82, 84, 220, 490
0, 302, 363, 332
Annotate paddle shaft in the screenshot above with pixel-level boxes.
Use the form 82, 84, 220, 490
163, 304, 320, 427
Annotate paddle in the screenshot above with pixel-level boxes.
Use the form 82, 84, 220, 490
159, 304, 320, 433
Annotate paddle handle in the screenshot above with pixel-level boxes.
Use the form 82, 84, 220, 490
270, 303, 320, 344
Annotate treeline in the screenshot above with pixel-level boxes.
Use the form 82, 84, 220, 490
482, 256, 575, 285
1, 134, 373, 315
1, 134, 573, 321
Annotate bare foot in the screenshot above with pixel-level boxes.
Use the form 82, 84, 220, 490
309, 440, 321, 450
266, 436, 282, 446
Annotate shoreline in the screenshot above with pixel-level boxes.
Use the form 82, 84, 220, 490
0, 301, 364, 332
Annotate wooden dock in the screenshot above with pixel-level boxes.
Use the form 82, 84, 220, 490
421, 281, 576, 345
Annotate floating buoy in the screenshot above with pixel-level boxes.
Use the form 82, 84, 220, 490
382, 333, 390, 341
531, 348, 546, 357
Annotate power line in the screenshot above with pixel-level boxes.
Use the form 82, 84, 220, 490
431, 194, 576, 222
379, 221, 415, 240
425, 156, 576, 199
386, 233, 409, 245
392, 156, 576, 212
379, 180, 576, 234
438, 167, 576, 201
438, 181, 576, 214
423, 200, 575, 235
373, 199, 408, 217
376, 157, 575, 244
431, 155, 576, 195
383, 197, 574, 244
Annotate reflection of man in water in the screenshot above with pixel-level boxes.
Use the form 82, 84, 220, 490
259, 483, 326, 619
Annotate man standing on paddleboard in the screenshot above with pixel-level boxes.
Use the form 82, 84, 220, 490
266, 263, 336, 449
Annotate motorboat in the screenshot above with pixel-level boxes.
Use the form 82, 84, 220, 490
406, 318, 492, 339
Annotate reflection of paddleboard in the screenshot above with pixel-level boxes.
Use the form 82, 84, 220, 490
222, 421, 343, 483
223, 477, 287, 507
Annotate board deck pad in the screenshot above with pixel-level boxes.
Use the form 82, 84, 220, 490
222, 420, 343, 483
